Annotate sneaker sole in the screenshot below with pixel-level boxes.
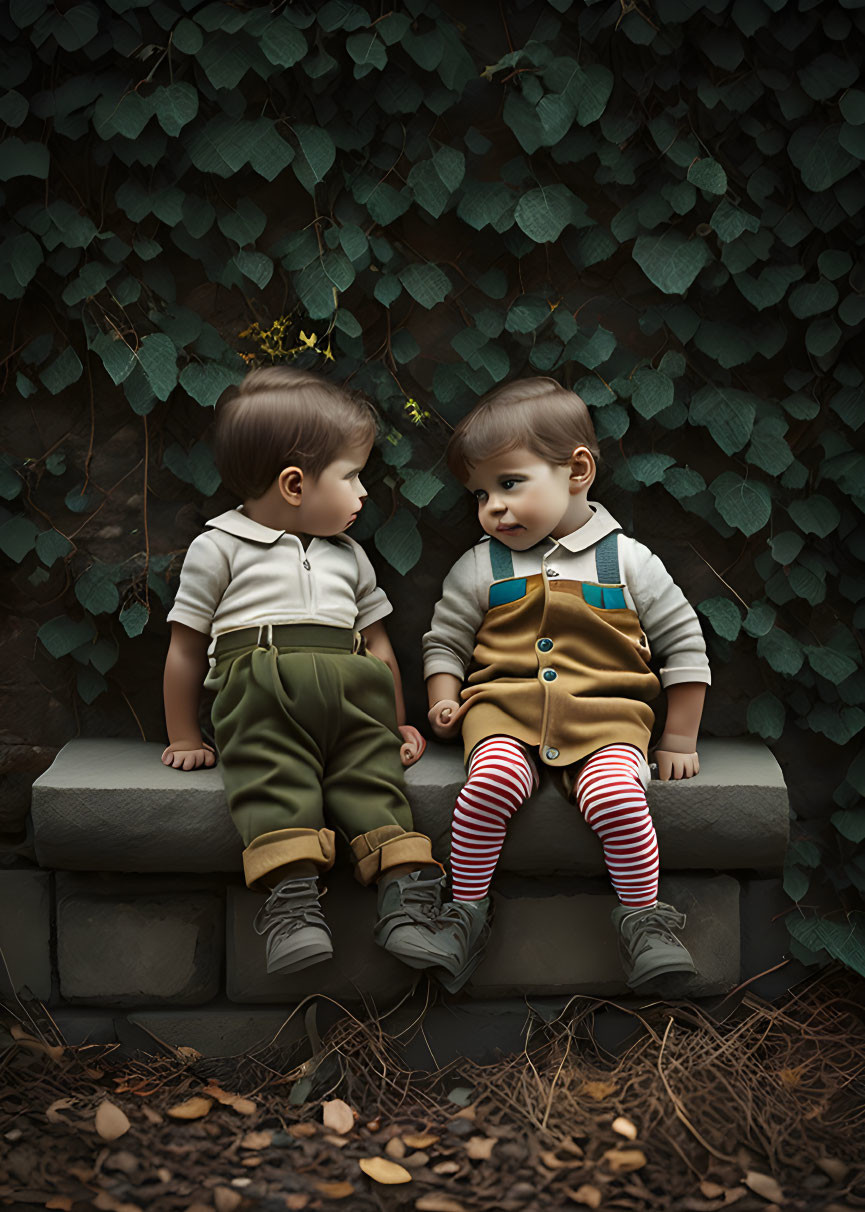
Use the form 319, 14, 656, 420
267, 930, 333, 975
626, 957, 698, 989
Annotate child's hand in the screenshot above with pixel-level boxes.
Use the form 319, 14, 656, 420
428, 699, 468, 739
652, 748, 699, 780
161, 741, 216, 771
398, 725, 426, 767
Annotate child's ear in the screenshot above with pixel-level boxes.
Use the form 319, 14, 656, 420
568, 446, 596, 493
278, 466, 304, 506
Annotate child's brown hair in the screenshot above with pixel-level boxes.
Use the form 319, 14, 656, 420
214, 366, 378, 500
447, 377, 600, 483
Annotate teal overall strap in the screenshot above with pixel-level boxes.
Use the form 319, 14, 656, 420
594, 531, 622, 583
488, 538, 515, 580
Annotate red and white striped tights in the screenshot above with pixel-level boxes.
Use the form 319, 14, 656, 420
449, 737, 659, 907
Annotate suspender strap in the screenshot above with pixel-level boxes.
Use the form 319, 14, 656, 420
488, 538, 515, 580
594, 531, 621, 583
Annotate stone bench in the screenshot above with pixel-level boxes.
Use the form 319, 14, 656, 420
0, 736, 791, 1058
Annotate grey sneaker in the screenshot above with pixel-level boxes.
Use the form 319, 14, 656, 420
253, 875, 332, 975
431, 897, 492, 994
373, 868, 450, 969
611, 901, 697, 989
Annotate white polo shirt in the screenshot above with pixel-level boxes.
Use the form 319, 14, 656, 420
422, 501, 710, 689
166, 508, 392, 638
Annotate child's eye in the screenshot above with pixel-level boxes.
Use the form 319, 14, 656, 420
501, 479, 517, 490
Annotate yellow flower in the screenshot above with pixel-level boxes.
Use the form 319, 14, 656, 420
299, 330, 317, 348
321, 343, 334, 362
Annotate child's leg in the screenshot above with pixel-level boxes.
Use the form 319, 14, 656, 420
430, 736, 537, 993
450, 735, 539, 901
573, 744, 659, 907
574, 744, 695, 987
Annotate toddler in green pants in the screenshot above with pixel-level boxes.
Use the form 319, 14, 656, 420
161, 366, 449, 976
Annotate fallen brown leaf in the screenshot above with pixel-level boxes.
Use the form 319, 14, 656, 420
601, 1147, 647, 1173
142, 1106, 163, 1126
68, 1165, 93, 1183
176, 1045, 203, 1060
566, 1186, 602, 1209
185, 1205, 212, 1212
313, 1180, 354, 1199
700, 1183, 726, 1198
10, 1024, 64, 1063
322, 1098, 355, 1135
203, 1083, 256, 1115
433, 1161, 462, 1175
322, 1133, 350, 1148
45, 1098, 77, 1123
365, 1118, 381, 1132
581, 1080, 616, 1101
284, 1197, 309, 1211
744, 1172, 783, 1203
95, 1100, 131, 1141
385, 1137, 406, 1159
289, 1123, 317, 1138
359, 1157, 412, 1184
403, 1150, 430, 1168
451, 1105, 476, 1121
241, 1130, 273, 1150
214, 1188, 243, 1212
92, 1194, 141, 1212
612, 1116, 638, 1140
466, 1136, 498, 1161
156, 1168, 171, 1183
416, 1195, 468, 1212
402, 1132, 439, 1149
241, 1156, 263, 1167
45, 1198, 73, 1211
816, 1158, 849, 1183
166, 1097, 212, 1120
540, 1149, 581, 1170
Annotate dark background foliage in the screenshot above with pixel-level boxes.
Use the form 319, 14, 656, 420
1, 0, 863, 971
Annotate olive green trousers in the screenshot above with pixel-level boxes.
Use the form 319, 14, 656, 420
207, 626, 435, 889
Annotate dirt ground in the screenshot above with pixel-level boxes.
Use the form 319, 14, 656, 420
2, 968, 864, 1212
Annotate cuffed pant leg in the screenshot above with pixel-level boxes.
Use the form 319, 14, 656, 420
211, 647, 328, 888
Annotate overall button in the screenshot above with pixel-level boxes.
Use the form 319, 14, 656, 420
302, 559, 311, 570
537, 637, 554, 652
546, 568, 559, 578
542, 668, 557, 682
544, 747, 559, 761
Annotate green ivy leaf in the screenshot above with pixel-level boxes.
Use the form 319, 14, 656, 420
76, 665, 106, 705
375, 507, 421, 575
136, 333, 177, 402
627, 452, 676, 487
806, 646, 858, 683
831, 809, 865, 845
152, 83, 198, 137
0, 515, 39, 562
294, 124, 336, 184
260, 16, 306, 66
346, 31, 387, 73
400, 469, 444, 507
38, 615, 95, 658
788, 494, 840, 538
709, 199, 759, 242
40, 347, 83, 394
631, 368, 674, 418
233, 250, 273, 288
710, 471, 771, 535
686, 157, 727, 194
399, 263, 451, 308
698, 596, 742, 641
633, 232, 710, 294
35, 529, 73, 567
119, 600, 149, 638
757, 628, 804, 677
788, 913, 865, 978
218, 199, 267, 246
179, 362, 242, 409
747, 692, 785, 740
788, 279, 839, 319
75, 564, 120, 614
514, 184, 585, 243
0, 138, 49, 180
788, 124, 858, 190
689, 385, 756, 454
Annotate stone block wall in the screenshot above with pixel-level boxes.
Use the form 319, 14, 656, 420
0, 736, 793, 1061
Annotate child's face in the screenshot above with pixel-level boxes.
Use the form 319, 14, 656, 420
299, 438, 372, 537
465, 447, 579, 550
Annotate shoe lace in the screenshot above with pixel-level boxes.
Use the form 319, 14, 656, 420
253, 878, 326, 937
435, 900, 486, 948
621, 903, 687, 956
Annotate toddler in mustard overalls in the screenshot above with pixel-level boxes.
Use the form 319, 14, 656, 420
423, 377, 711, 991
